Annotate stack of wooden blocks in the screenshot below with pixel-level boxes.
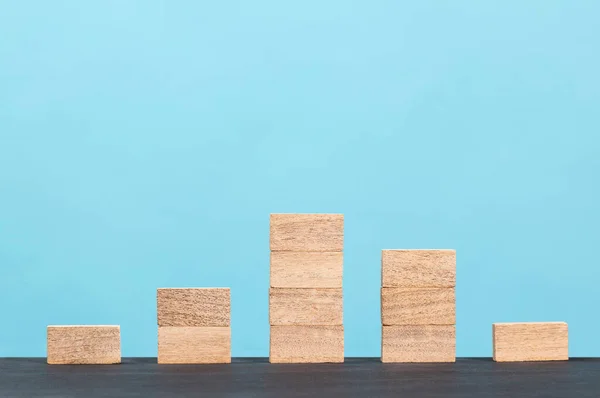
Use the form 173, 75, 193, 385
269, 214, 344, 363
381, 249, 456, 362
157, 288, 231, 364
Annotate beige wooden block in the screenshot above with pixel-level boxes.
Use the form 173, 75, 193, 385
158, 326, 231, 364
270, 251, 343, 288
157, 288, 230, 327
270, 214, 344, 252
47, 325, 121, 365
382, 325, 455, 363
270, 325, 344, 363
381, 288, 455, 325
493, 322, 568, 362
269, 288, 343, 325
382, 249, 455, 288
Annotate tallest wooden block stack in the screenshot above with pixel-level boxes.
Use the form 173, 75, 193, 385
269, 214, 344, 363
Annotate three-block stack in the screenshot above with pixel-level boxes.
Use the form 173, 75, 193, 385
157, 288, 231, 364
269, 214, 344, 363
381, 250, 456, 362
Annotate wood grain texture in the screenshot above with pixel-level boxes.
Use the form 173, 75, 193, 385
158, 327, 231, 364
47, 325, 121, 365
381, 288, 455, 325
270, 325, 344, 363
270, 214, 344, 252
270, 251, 343, 288
382, 250, 456, 288
493, 322, 568, 362
157, 288, 230, 327
382, 325, 456, 363
269, 288, 343, 325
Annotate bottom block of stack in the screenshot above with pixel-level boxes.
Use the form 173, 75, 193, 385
270, 325, 344, 363
47, 325, 121, 365
158, 327, 231, 364
493, 322, 568, 362
381, 325, 455, 363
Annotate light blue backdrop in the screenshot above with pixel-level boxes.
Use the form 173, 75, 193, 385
1, 1, 599, 357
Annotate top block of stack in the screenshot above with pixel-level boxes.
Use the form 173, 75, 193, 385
382, 250, 456, 288
157, 288, 230, 327
270, 214, 344, 252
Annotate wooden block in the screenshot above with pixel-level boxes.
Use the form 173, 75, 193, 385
382, 325, 455, 363
270, 325, 344, 363
493, 322, 568, 362
158, 327, 231, 364
270, 214, 343, 252
381, 288, 455, 325
269, 288, 343, 325
270, 251, 343, 288
382, 250, 455, 288
47, 325, 121, 365
157, 288, 230, 327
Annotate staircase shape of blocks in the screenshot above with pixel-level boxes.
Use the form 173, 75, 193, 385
269, 213, 344, 363
157, 287, 231, 364
380, 249, 456, 363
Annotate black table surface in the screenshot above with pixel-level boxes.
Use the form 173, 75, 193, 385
1, 357, 599, 397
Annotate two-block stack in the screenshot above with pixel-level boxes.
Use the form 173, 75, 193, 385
269, 214, 344, 363
381, 250, 456, 362
157, 288, 231, 364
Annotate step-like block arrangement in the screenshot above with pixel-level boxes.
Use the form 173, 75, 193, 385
381, 249, 456, 363
47, 325, 121, 365
493, 322, 568, 362
269, 213, 344, 363
157, 288, 231, 364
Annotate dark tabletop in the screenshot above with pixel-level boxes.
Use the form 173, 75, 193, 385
1, 357, 599, 397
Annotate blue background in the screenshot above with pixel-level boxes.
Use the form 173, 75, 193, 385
1, 1, 599, 357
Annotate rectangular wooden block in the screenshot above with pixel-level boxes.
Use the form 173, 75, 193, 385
269, 288, 343, 325
381, 288, 455, 325
493, 322, 568, 362
270, 214, 344, 252
382, 325, 456, 363
47, 325, 121, 365
270, 251, 343, 288
157, 288, 230, 327
270, 325, 344, 363
382, 250, 456, 288
158, 326, 231, 364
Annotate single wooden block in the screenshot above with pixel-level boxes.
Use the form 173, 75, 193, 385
269, 288, 343, 325
381, 288, 455, 325
270, 325, 344, 363
47, 325, 121, 365
493, 322, 568, 362
381, 250, 456, 288
382, 325, 456, 363
270, 251, 343, 288
270, 214, 344, 252
157, 288, 230, 327
158, 326, 231, 364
